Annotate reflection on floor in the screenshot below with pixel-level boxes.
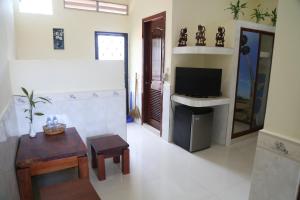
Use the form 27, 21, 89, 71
91, 123, 258, 200
233, 121, 250, 133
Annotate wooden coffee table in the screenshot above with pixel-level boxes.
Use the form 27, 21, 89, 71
40, 179, 101, 200
16, 127, 89, 200
90, 134, 130, 180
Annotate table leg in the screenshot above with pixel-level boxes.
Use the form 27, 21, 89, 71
113, 156, 120, 163
122, 148, 130, 175
91, 146, 97, 168
17, 168, 33, 200
97, 154, 106, 181
78, 155, 89, 179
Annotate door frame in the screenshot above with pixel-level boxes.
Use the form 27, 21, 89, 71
232, 28, 275, 139
94, 31, 129, 114
142, 11, 166, 134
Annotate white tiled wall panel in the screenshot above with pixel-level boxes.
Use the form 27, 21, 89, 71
249, 131, 300, 200
13, 89, 127, 142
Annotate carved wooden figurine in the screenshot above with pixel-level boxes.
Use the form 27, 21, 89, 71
178, 28, 188, 47
196, 25, 206, 46
215, 27, 225, 47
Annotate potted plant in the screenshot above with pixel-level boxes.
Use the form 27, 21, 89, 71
251, 4, 270, 23
225, 0, 248, 20
20, 87, 51, 138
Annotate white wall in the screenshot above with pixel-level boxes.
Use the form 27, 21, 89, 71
9, 60, 127, 141
171, 0, 278, 95
171, 0, 277, 52
0, 1, 19, 198
264, 0, 300, 142
10, 60, 124, 94
128, 0, 173, 140
11, 0, 129, 143
171, 0, 239, 92
15, 0, 129, 59
0, 0, 14, 117
249, 1, 300, 199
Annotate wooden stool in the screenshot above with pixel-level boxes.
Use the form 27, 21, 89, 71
40, 179, 101, 200
90, 134, 130, 181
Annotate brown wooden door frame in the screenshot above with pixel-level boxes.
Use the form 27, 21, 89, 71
142, 11, 166, 135
232, 28, 275, 139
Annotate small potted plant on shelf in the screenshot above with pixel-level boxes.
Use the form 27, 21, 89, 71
251, 4, 270, 23
270, 8, 277, 26
225, 0, 248, 20
20, 87, 51, 138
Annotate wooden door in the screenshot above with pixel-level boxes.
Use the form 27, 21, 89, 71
142, 12, 166, 132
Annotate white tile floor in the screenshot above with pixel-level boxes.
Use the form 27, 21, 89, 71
90, 123, 258, 200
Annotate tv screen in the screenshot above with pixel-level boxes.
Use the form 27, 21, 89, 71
175, 67, 222, 98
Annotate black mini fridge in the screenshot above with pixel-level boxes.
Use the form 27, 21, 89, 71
173, 105, 213, 152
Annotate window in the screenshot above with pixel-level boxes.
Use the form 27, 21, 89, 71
64, 0, 128, 15
98, 2, 128, 15
64, 0, 97, 11
19, 0, 53, 15
95, 34, 125, 60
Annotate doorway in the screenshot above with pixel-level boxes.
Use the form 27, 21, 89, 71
95, 31, 129, 114
142, 12, 166, 133
232, 28, 275, 138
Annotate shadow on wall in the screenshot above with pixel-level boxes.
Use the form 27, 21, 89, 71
0, 136, 20, 200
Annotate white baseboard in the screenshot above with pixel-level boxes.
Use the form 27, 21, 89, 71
258, 129, 300, 163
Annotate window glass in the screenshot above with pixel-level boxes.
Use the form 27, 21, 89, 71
64, 0, 97, 11
97, 35, 124, 61
19, 0, 53, 15
98, 2, 128, 15
64, 0, 128, 15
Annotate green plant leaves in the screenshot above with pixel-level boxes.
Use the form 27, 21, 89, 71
21, 87, 29, 97
29, 91, 33, 102
31, 101, 36, 108
271, 8, 277, 26
225, 0, 248, 20
34, 112, 44, 116
38, 97, 52, 104
20, 87, 52, 127
251, 4, 270, 23
225, 1, 275, 24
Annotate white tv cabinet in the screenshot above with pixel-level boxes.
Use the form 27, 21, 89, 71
171, 94, 230, 145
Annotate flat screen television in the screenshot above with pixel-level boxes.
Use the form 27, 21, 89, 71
175, 67, 222, 98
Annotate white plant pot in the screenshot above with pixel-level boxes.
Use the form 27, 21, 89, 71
29, 123, 36, 138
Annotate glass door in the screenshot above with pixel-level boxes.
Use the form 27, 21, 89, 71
252, 34, 274, 128
232, 29, 274, 138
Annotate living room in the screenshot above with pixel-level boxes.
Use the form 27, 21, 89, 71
0, 0, 299, 200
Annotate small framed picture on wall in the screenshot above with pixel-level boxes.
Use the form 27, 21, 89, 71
53, 28, 64, 50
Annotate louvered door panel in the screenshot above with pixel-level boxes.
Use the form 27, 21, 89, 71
149, 89, 162, 122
